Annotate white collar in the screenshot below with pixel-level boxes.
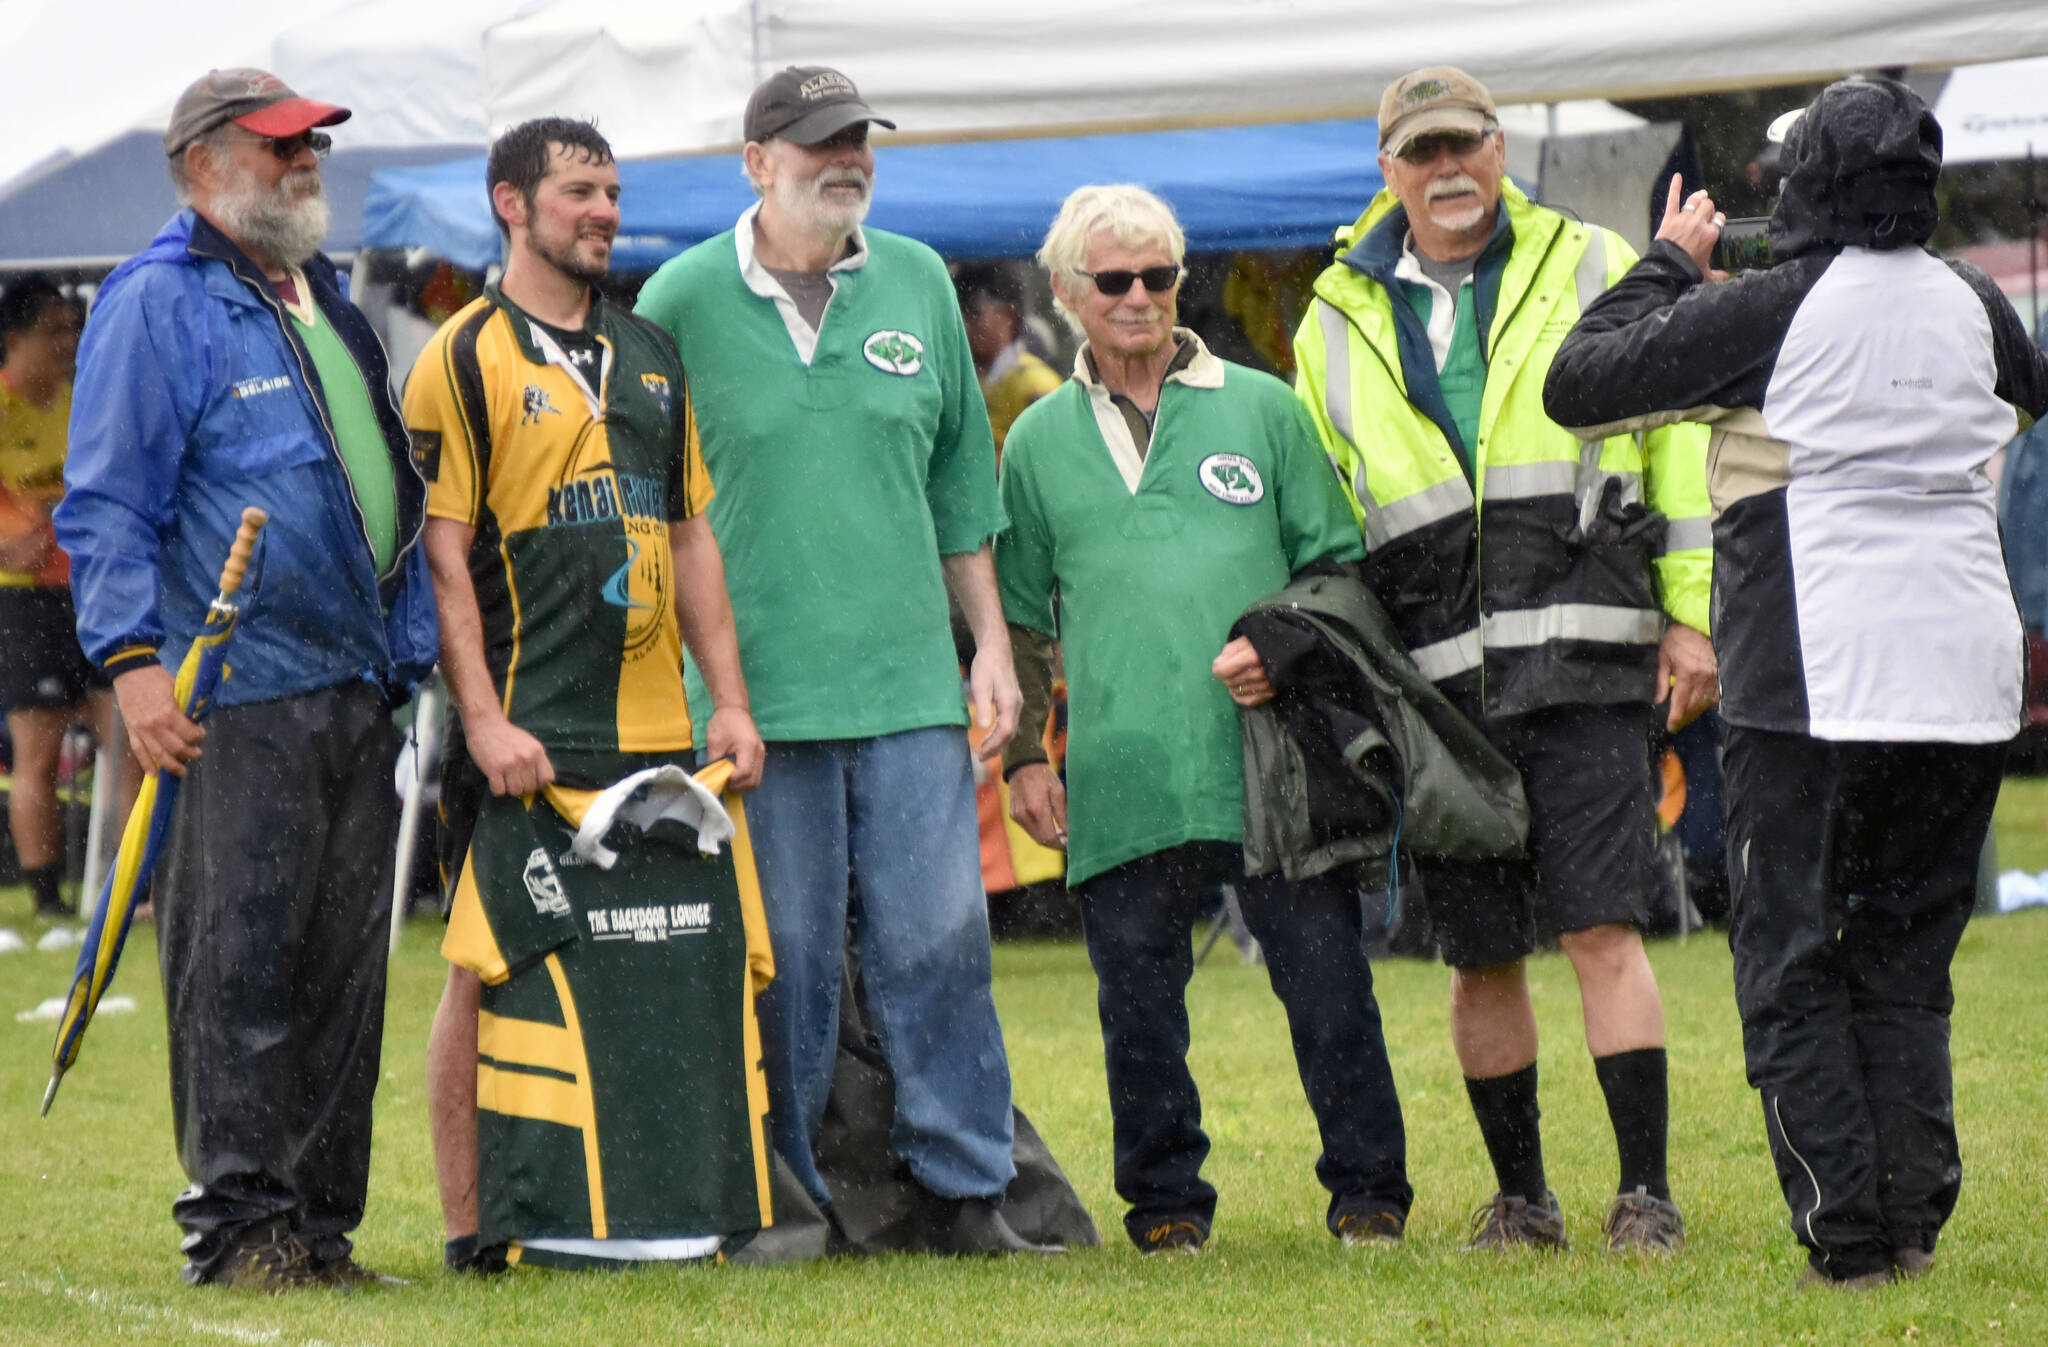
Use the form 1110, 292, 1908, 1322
1069, 328, 1226, 494
733, 202, 869, 366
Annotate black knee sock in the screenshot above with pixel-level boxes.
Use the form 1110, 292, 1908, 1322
1465, 1063, 1546, 1203
1594, 1047, 1670, 1200
26, 863, 64, 913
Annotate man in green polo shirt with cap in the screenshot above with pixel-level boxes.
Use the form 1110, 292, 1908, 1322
636, 66, 1051, 1256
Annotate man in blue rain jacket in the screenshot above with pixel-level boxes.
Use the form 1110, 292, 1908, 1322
56, 68, 434, 1292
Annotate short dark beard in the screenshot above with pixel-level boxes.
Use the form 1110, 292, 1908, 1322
532, 229, 608, 286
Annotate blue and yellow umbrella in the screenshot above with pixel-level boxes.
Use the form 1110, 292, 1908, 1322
42, 507, 267, 1115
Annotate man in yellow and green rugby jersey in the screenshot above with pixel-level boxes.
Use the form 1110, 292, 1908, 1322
405, 117, 762, 1273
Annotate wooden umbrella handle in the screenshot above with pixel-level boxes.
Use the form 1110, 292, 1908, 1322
218, 507, 268, 599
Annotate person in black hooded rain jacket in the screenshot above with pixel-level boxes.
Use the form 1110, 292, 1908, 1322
1544, 75, 2048, 1289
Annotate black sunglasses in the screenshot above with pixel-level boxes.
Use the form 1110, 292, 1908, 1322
247, 130, 333, 163
1079, 265, 1182, 296
1395, 129, 1492, 165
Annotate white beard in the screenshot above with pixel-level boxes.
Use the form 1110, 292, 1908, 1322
772, 162, 871, 239
213, 164, 331, 267
1423, 173, 1489, 234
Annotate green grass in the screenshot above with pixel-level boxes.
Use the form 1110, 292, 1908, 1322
3, 782, 2047, 1345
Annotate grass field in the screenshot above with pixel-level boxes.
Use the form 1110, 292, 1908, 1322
2, 784, 2047, 1346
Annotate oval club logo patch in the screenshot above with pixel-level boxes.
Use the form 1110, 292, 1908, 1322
1197, 453, 1264, 505
862, 329, 925, 376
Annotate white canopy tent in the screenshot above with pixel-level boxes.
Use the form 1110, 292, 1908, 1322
8, 0, 2048, 214
475, 0, 2048, 154
1934, 55, 2048, 162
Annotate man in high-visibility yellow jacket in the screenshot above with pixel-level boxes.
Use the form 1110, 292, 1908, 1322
1293, 66, 1715, 1257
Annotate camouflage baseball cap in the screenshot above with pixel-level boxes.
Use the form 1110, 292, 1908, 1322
1378, 66, 1496, 158
164, 68, 351, 157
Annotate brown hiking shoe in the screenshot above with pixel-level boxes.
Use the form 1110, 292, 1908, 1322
1602, 1187, 1685, 1254
1331, 1209, 1405, 1248
317, 1254, 411, 1290
220, 1233, 321, 1294
1463, 1191, 1568, 1251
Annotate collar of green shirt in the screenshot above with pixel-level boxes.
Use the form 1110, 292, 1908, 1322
732, 201, 869, 366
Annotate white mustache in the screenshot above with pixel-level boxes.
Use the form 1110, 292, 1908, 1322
1426, 174, 1482, 202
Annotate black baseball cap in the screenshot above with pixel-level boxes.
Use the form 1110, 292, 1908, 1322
743, 66, 895, 146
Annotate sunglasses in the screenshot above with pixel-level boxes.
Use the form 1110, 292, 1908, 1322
1079, 266, 1182, 296
243, 130, 333, 163
1395, 129, 1492, 165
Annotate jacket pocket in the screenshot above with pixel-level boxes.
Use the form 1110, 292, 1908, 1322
189, 430, 329, 485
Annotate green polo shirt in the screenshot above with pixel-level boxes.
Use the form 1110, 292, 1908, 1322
996, 341, 1364, 885
635, 221, 1005, 743
292, 300, 398, 571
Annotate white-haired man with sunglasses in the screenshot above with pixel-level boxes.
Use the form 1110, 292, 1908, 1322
1293, 66, 1714, 1255
996, 184, 1411, 1255
58, 68, 436, 1289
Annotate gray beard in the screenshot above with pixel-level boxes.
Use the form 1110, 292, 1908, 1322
773, 169, 870, 241
214, 169, 332, 268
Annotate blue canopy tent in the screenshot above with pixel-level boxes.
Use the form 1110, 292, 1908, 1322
0, 134, 482, 270
363, 118, 1387, 267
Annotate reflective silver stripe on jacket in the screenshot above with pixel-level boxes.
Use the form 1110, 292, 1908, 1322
1486, 603, 1664, 650
1574, 437, 1642, 530
1319, 301, 1400, 548
1408, 600, 1665, 685
1574, 225, 1609, 314
1482, 461, 1577, 502
1661, 516, 1714, 553
1378, 476, 1475, 543
1409, 627, 1484, 681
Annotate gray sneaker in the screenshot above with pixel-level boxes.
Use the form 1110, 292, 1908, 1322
1464, 1190, 1568, 1250
1602, 1187, 1685, 1254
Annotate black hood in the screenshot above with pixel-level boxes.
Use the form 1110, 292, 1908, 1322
1769, 76, 1942, 261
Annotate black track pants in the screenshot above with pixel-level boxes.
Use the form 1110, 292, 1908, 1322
157, 682, 399, 1279
1722, 725, 2002, 1279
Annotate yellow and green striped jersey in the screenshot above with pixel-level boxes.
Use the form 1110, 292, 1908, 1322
404, 285, 713, 771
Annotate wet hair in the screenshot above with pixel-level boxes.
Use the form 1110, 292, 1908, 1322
955, 263, 1026, 314
487, 118, 615, 240
0, 274, 66, 345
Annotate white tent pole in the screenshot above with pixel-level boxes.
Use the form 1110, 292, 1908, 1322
390, 677, 445, 956
2030, 144, 2040, 336
79, 708, 122, 917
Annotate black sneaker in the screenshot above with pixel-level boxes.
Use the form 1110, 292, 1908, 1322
1463, 1190, 1568, 1251
1602, 1187, 1685, 1254
34, 893, 77, 920
1132, 1217, 1210, 1256
910, 1194, 1065, 1257
1893, 1246, 1937, 1280
444, 1233, 511, 1277
219, 1233, 322, 1294
1796, 1263, 1896, 1291
1330, 1208, 1404, 1248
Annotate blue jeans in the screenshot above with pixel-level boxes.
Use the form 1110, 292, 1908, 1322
744, 727, 1016, 1205
1078, 843, 1411, 1242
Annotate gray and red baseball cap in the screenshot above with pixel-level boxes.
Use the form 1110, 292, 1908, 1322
164, 68, 351, 157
